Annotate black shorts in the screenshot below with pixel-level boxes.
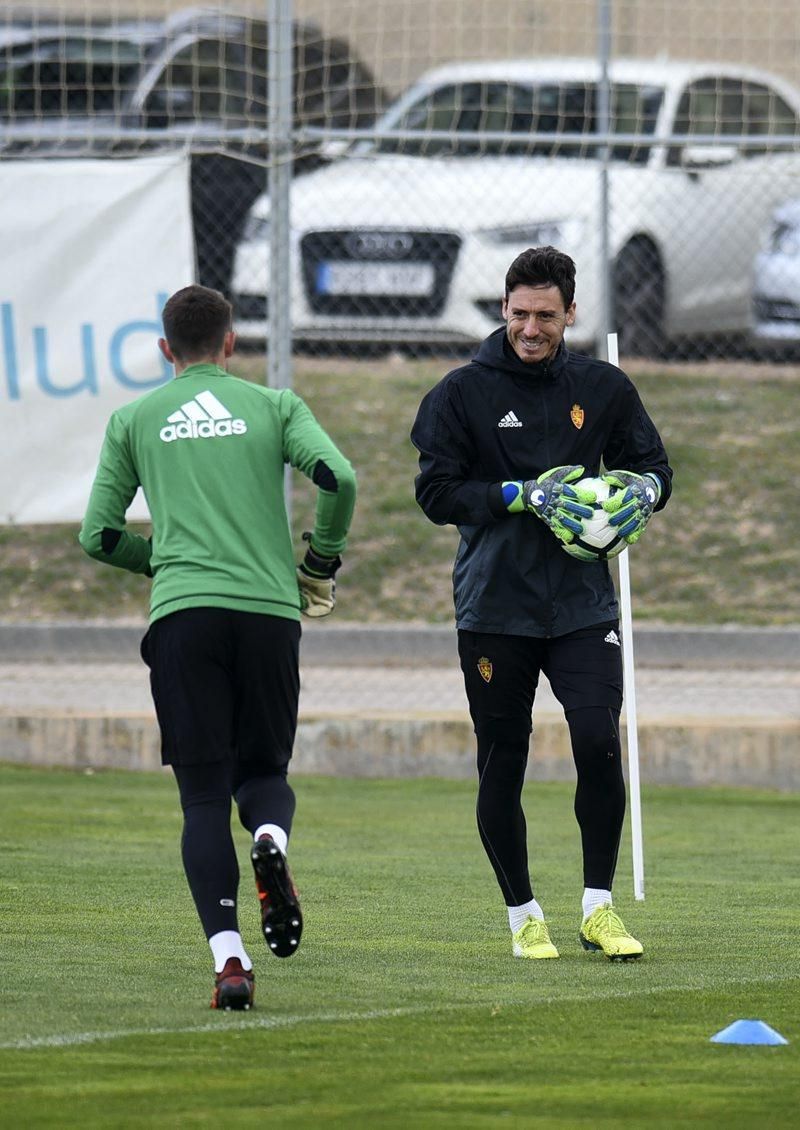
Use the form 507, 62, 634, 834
458, 621, 623, 736
141, 607, 301, 769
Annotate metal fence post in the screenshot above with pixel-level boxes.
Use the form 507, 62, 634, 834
597, 0, 613, 351
268, 0, 294, 515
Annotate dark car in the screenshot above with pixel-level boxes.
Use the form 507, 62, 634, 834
0, 8, 386, 292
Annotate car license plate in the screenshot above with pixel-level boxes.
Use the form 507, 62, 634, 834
316, 261, 435, 296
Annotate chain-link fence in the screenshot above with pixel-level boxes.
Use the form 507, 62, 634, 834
4, 0, 800, 364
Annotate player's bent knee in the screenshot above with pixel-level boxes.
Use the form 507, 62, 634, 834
566, 706, 622, 769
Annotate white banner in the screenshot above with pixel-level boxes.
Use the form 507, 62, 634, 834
0, 155, 194, 523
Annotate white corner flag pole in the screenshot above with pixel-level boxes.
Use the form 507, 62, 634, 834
607, 332, 645, 901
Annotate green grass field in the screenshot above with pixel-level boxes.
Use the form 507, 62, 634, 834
1, 764, 797, 1128
2, 357, 800, 627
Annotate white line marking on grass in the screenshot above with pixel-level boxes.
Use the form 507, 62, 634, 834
3, 972, 797, 1052
2, 1006, 432, 1050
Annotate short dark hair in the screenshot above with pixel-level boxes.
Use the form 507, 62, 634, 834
161, 285, 233, 361
504, 246, 576, 309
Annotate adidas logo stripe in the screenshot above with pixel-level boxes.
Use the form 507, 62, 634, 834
167, 389, 232, 425
159, 390, 247, 443
498, 410, 523, 428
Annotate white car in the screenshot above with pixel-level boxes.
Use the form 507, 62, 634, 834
232, 57, 800, 356
752, 199, 800, 349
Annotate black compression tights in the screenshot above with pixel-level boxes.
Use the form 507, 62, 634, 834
475, 706, 625, 906
567, 706, 626, 890
172, 761, 296, 939
476, 734, 532, 907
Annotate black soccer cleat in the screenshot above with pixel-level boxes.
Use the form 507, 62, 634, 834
250, 835, 303, 958
211, 957, 255, 1011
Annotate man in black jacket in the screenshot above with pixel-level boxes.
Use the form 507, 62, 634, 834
411, 246, 672, 962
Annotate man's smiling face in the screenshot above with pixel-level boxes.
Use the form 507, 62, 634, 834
502, 284, 576, 364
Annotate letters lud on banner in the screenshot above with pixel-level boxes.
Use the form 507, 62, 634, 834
0, 155, 194, 522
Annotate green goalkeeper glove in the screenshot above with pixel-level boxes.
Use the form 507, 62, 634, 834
601, 470, 662, 544
503, 465, 597, 545
297, 535, 342, 618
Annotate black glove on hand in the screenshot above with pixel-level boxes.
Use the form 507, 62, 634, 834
297, 534, 342, 618
517, 465, 597, 545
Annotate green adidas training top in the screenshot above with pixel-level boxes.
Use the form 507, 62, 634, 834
79, 364, 356, 624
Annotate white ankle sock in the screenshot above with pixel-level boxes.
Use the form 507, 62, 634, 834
508, 899, 545, 933
582, 888, 612, 920
209, 930, 252, 973
254, 823, 288, 855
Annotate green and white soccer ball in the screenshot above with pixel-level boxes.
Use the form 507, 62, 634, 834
562, 476, 627, 563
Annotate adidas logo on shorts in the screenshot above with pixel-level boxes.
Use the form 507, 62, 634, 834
159, 390, 247, 443
604, 629, 620, 647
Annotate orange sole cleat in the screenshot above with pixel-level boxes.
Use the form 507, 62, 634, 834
211, 958, 255, 1010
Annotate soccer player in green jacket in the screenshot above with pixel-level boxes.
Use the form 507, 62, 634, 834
80, 285, 356, 1010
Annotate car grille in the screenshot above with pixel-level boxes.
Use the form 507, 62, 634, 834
234, 293, 269, 320
754, 297, 800, 322
300, 230, 461, 316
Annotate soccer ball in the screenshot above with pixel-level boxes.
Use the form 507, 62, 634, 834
562, 476, 627, 563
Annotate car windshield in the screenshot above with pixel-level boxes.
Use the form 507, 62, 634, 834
369, 80, 664, 163
0, 36, 150, 117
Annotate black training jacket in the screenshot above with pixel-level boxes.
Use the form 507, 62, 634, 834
410, 328, 673, 638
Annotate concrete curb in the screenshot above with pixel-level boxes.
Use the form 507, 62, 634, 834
1, 622, 798, 668
3, 622, 797, 790
2, 711, 798, 791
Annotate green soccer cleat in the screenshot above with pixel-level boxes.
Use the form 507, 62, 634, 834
579, 904, 643, 962
512, 916, 560, 959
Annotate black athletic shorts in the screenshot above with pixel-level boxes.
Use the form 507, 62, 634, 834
458, 620, 624, 735
141, 607, 301, 768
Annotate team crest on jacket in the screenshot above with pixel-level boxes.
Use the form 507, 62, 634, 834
570, 403, 585, 429
477, 657, 493, 683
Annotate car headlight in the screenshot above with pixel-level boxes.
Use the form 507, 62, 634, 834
767, 218, 800, 256
477, 219, 584, 248
242, 213, 271, 243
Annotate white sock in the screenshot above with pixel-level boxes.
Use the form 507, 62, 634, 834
209, 930, 252, 973
254, 823, 288, 855
582, 888, 613, 920
508, 898, 545, 933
